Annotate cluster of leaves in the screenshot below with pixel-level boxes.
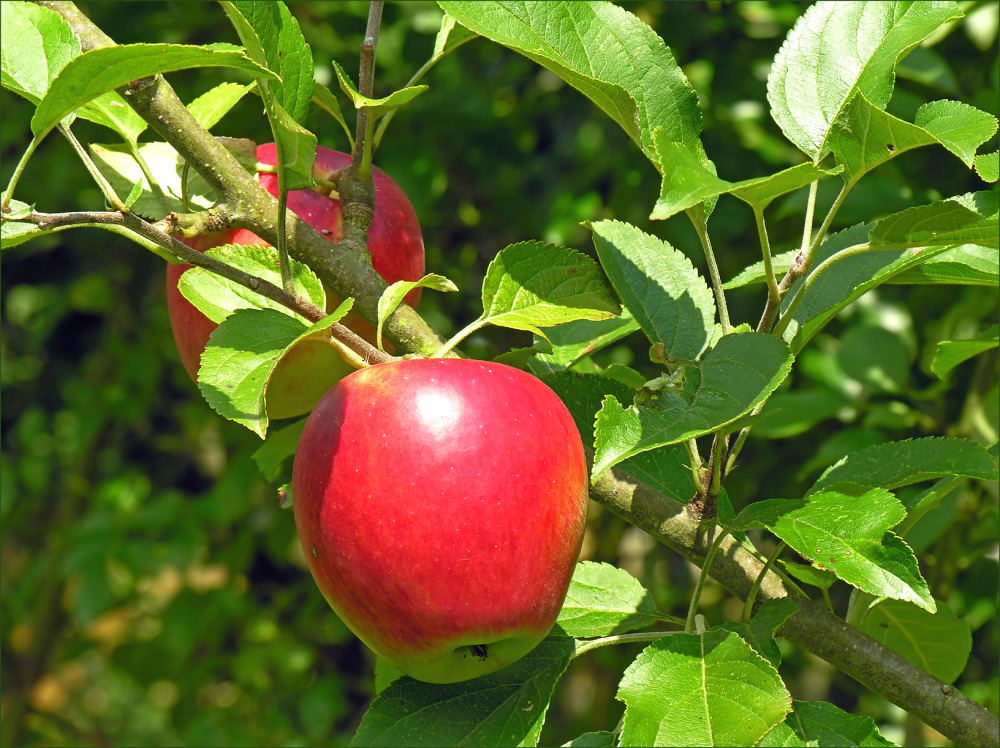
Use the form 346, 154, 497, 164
2, 1, 997, 746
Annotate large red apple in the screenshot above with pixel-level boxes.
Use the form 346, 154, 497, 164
292, 358, 588, 683
165, 144, 425, 418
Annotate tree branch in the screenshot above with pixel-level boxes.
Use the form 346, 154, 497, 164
39, 0, 439, 357
589, 465, 999, 748
15, 209, 394, 366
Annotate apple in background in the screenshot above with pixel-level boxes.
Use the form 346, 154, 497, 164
165, 144, 425, 418
292, 358, 589, 684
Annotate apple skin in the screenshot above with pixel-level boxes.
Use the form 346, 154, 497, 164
165, 144, 425, 418
292, 358, 589, 683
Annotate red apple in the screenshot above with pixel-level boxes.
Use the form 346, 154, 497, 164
292, 358, 589, 683
165, 144, 425, 418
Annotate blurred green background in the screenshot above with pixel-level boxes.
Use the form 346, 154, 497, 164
2, 2, 997, 745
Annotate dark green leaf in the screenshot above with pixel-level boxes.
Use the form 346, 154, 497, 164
931, 324, 999, 379
352, 633, 575, 747
809, 437, 998, 495
719, 598, 798, 668
251, 417, 306, 481
861, 599, 972, 683
592, 332, 793, 479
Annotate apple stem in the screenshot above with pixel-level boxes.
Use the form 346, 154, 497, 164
434, 317, 485, 358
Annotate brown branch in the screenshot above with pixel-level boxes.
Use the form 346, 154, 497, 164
590, 465, 999, 748
14, 209, 394, 365
38, 0, 439, 357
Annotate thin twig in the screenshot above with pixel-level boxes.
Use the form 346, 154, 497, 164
353, 0, 385, 179
15, 209, 394, 365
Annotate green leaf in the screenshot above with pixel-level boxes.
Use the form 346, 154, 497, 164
123, 181, 143, 209
478, 241, 619, 338
868, 196, 1000, 250
723, 249, 800, 290
760, 701, 894, 747
352, 633, 575, 747
177, 243, 326, 324
861, 599, 972, 683
439, 0, 701, 166
1, 1, 80, 104
752, 389, 846, 440
780, 560, 836, 592
77, 90, 148, 143
312, 81, 353, 148
376, 274, 458, 350
718, 598, 798, 668
333, 60, 428, 116
733, 489, 935, 612
974, 150, 999, 182
808, 437, 999, 495
766, 0, 963, 161
540, 371, 634, 445
827, 92, 937, 183
619, 443, 697, 505
251, 417, 306, 481
187, 82, 256, 131
433, 13, 477, 61
539, 371, 697, 502
199, 303, 351, 438
836, 324, 912, 394
528, 312, 640, 373
931, 324, 999, 379
915, 99, 998, 167
266, 99, 318, 192
651, 135, 841, 220
592, 332, 793, 480
755, 721, 809, 747
562, 731, 615, 748
557, 561, 664, 638
1, 199, 40, 249
778, 223, 955, 352
223, 1, 314, 122
89, 141, 218, 219
888, 244, 999, 286
590, 220, 715, 360
31, 43, 276, 139
616, 629, 791, 747
374, 657, 405, 696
